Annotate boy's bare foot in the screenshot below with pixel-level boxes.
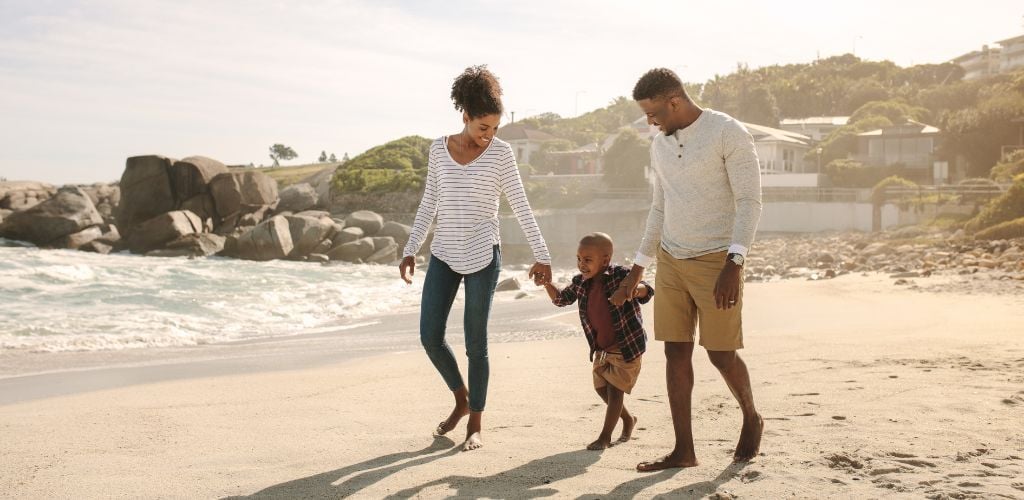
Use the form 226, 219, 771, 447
462, 432, 483, 451
733, 413, 764, 462
636, 452, 699, 472
617, 415, 638, 443
587, 436, 613, 450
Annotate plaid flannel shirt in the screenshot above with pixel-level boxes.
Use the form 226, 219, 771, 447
550, 264, 653, 362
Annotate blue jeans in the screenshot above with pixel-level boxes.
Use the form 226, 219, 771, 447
419, 246, 500, 412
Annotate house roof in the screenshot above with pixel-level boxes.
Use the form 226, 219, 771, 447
496, 123, 557, 142
857, 120, 940, 137
996, 34, 1024, 46
779, 116, 850, 127
743, 122, 812, 146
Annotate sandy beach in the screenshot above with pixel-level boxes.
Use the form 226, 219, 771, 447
2, 274, 1023, 499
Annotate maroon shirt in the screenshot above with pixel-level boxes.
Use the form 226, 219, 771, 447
586, 278, 617, 351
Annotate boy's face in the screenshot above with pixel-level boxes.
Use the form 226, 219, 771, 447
577, 244, 611, 280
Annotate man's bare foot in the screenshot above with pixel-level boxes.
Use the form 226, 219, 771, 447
462, 432, 483, 451
434, 405, 469, 436
587, 436, 613, 450
733, 414, 764, 462
617, 415, 638, 443
636, 452, 699, 472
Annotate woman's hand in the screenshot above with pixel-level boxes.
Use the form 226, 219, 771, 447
529, 262, 552, 286
399, 256, 416, 284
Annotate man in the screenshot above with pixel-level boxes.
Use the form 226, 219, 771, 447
612, 68, 763, 471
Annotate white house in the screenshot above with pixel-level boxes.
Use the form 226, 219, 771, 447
952, 45, 1002, 80
996, 34, 1024, 74
779, 116, 850, 143
495, 123, 557, 166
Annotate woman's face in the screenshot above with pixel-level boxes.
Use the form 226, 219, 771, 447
462, 113, 501, 148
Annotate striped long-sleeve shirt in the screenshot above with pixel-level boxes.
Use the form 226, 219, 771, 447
403, 136, 550, 274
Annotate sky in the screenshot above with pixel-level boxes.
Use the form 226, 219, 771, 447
1, 0, 1022, 184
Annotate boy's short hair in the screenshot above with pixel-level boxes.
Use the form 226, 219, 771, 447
579, 232, 614, 257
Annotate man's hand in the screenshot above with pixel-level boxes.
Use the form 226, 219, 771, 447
529, 262, 552, 286
714, 261, 742, 309
611, 265, 645, 306
399, 256, 416, 285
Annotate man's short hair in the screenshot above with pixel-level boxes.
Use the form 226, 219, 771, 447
632, 68, 688, 101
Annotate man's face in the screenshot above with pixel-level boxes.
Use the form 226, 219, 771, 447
637, 96, 679, 136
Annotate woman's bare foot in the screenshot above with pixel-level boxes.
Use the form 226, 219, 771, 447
617, 415, 638, 443
636, 451, 699, 472
463, 432, 483, 451
461, 410, 483, 451
587, 436, 613, 450
434, 388, 470, 436
733, 413, 764, 462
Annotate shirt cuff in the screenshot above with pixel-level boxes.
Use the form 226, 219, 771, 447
633, 252, 655, 268
728, 244, 749, 257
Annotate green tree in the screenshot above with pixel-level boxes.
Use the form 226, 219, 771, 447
318, 150, 328, 163
602, 129, 651, 188
530, 139, 574, 173
329, 153, 337, 162
268, 144, 297, 167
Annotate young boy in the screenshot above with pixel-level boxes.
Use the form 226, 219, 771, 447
544, 232, 653, 450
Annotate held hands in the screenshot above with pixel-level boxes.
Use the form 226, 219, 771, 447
399, 255, 416, 285
529, 262, 552, 286
713, 261, 742, 309
611, 265, 645, 306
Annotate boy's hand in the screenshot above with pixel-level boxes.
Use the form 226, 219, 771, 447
529, 262, 551, 286
399, 256, 416, 284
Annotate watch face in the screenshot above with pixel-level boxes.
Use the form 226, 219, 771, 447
731, 254, 744, 266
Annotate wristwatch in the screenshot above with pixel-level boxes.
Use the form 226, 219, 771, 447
726, 252, 745, 267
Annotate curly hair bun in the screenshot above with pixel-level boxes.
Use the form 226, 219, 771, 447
451, 65, 504, 118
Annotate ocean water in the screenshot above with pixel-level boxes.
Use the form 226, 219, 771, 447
0, 241, 440, 353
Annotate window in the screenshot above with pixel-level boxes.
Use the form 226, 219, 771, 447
783, 150, 794, 172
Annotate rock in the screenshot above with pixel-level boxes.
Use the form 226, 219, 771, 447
326, 237, 375, 262
377, 221, 412, 249
80, 240, 113, 254
297, 165, 337, 209
180, 194, 218, 222
496, 277, 521, 292
235, 215, 294, 261
894, 278, 914, 286
889, 271, 921, 278
209, 171, 279, 222
125, 210, 203, 254
160, 233, 226, 257
169, 156, 228, 205
344, 210, 384, 236
285, 215, 334, 258
366, 239, 399, 264
116, 155, 177, 237
277, 183, 318, 213
0, 186, 104, 247
332, 226, 364, 246
0, 181, 56, 211
308, 253, 329, 263
59, 226, 103, 250
371, 236, 397, 252
296, 210, 331, 219
313, 238, 332, 255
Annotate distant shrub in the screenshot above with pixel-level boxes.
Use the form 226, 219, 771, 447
871, 175, 918, 205
974, 216, 1024, 240
965, 174, 1024, 232
990, 150, 1024, 184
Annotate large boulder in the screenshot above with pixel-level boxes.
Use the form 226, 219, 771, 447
298, 166, 337, 209
235, 215, 294, 261
0, 181, 57, 211
366, 237, 399, 264
277, 183, 318, 213
331, 226, 364, 246
169, 156, 228, 205
377, 221, 412, 250
344, 210, 384, 236
0, 186, 103, 247
116, 155, 177, 237
147, 233, 226, 258
285, 214, 334, 258
57, 226, 103, 250
326, 237, 375, 263
180, 193, 218, 222
125, 210, 203, 254
209, 171, 279, 220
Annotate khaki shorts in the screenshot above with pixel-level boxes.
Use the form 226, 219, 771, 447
653, 247, 744, 351
593, 351, 642, 394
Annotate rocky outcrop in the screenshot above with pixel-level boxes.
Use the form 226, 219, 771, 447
125, 210, 203, 254
277, 183, 318, 214
116, 155, 177, 237
210, 171, 278, 234
235, 215, 293, 261
0, 186, 103, 247
344, 210, 384, 236
0, 181, 58, 212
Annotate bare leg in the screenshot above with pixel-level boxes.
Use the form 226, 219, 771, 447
593, 387, 637, 443
707, 350, 763, 462
588, 385, 626, 450
435, 386, 470, 436
637, 342, 699, 471
463, 411, 483, 451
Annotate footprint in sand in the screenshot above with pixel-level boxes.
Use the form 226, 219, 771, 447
739, 470, 762, 483
1011, 482, 1024, 491
1002, 394, 1024, 405
887, 452, 916, 458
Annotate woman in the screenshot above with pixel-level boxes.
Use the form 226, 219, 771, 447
399, 65, 551, 452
